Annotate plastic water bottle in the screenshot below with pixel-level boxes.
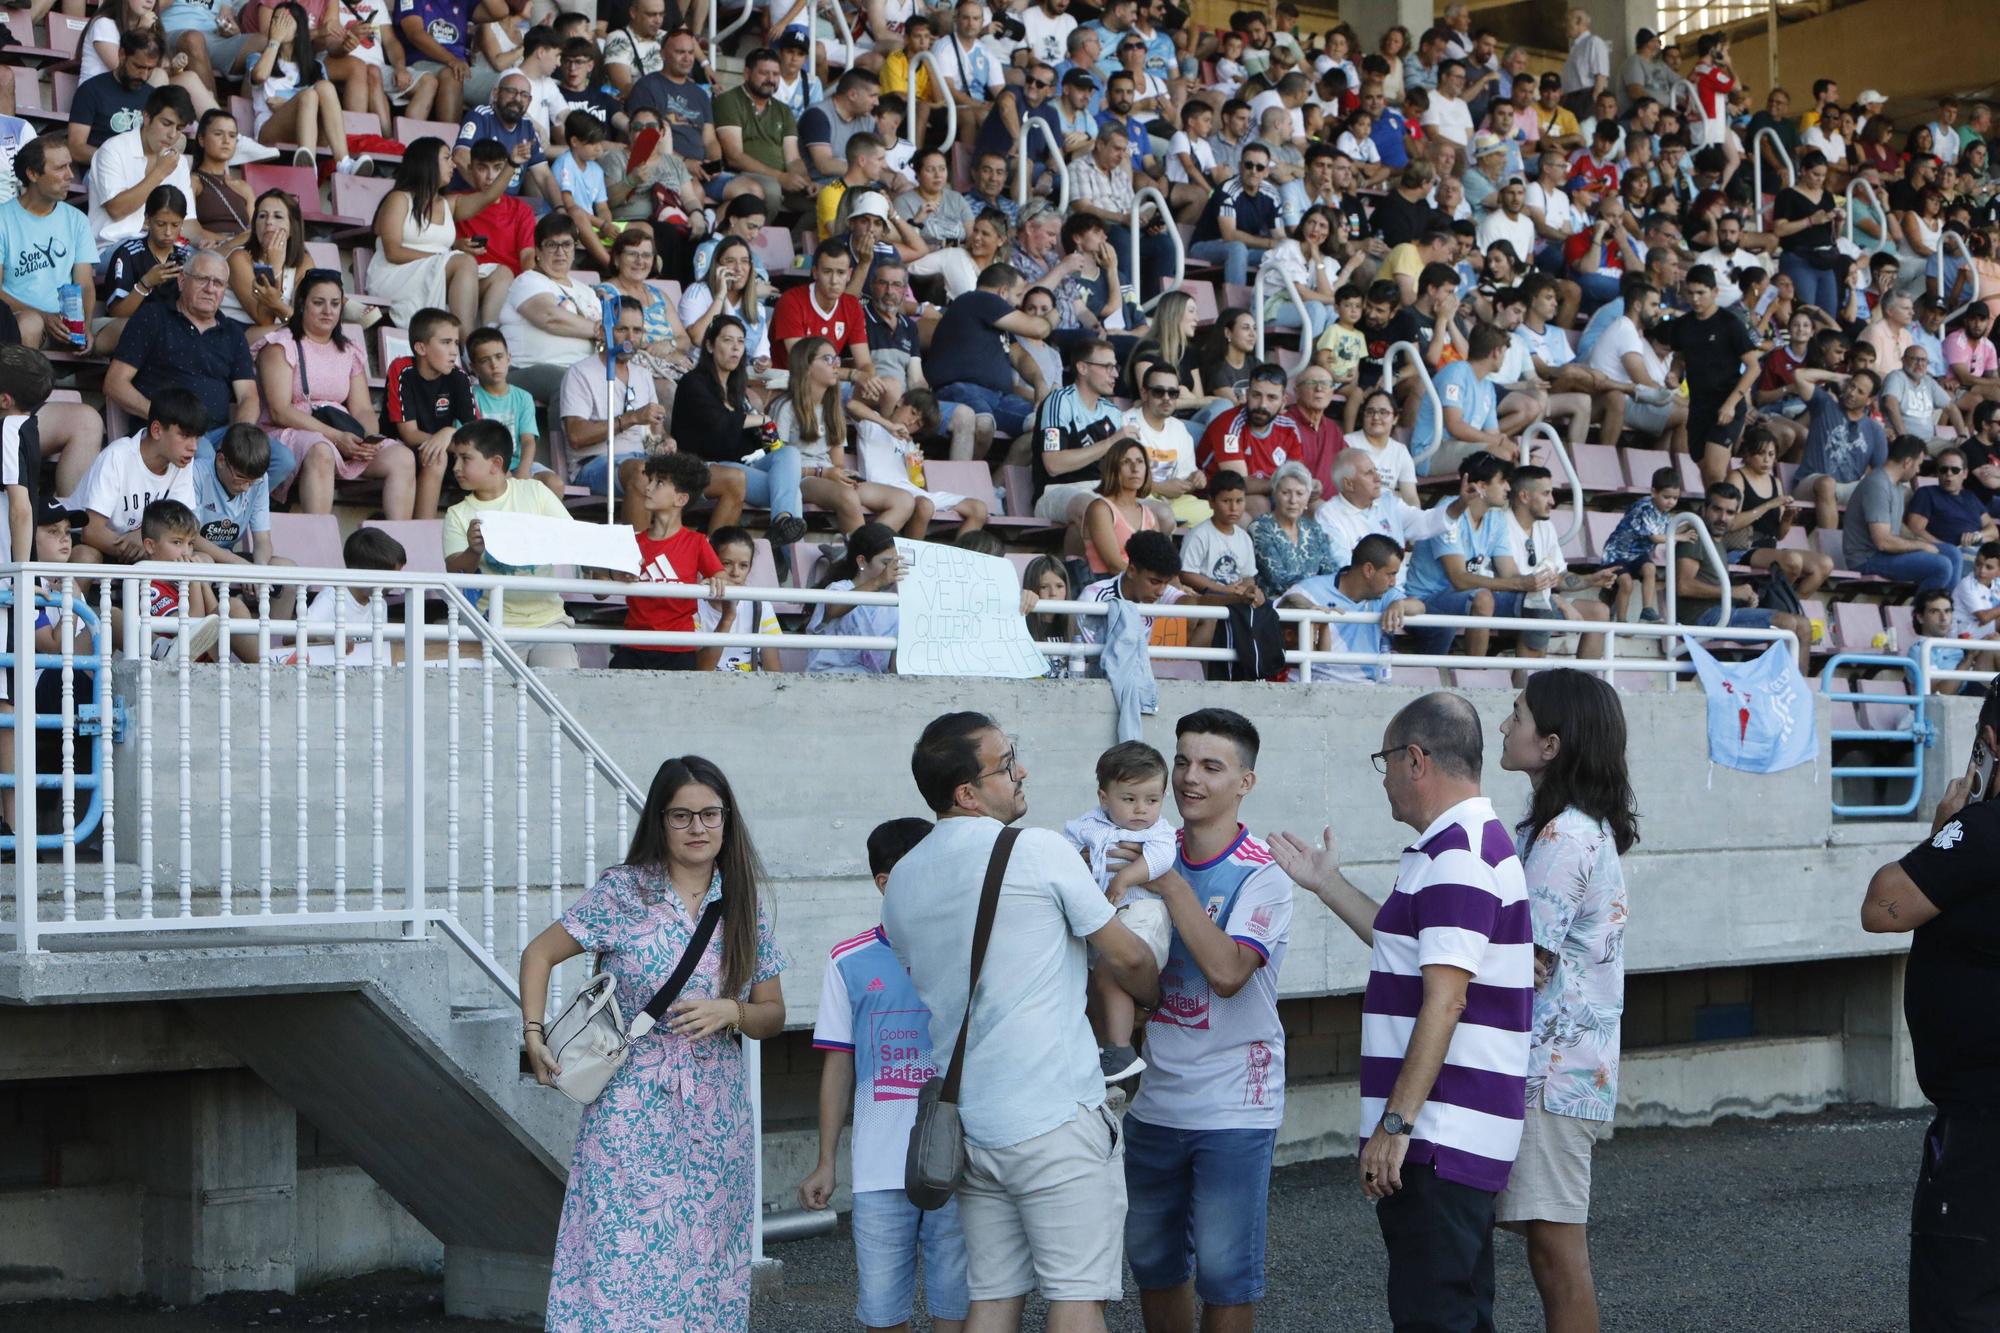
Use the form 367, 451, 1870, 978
56, 283, 84, 349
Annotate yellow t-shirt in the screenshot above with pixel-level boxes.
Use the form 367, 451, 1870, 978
880, 50, 935, 104
441, 479, 573, 628
815, 180, 848, 240
1538, 105, 1579, 140
1384, 242, 1425, 283
1314, 323, 1367, 382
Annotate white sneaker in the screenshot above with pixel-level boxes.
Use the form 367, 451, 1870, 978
156, 614, 222, 664
336, 156, 374, 176
292, 147, 316, 170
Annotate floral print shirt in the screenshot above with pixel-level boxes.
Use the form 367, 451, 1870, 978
1520, 807, 1627, 1121
1249, 511, 1338, 601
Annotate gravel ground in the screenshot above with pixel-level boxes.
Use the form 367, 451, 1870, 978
14, 1105, 1924, 1333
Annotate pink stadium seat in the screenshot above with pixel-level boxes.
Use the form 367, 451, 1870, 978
1777, 525, 1808, 551
342, 110, 384, 139
647, 279, 684, 310
1452, 669, 1515, 689
1583, 511, 1619, 561
1392, 666, 1441, 687
46, 13, 87, 58
1223, 282, 1254, 311
1571, 442, 1625, 494
362, 520, 447, 574
1189, 282, 1218, 324
1858, 676, 1913, 732
1778, 462, 1799, 492
1154, 658, 1205, 681
1612, 671, 1662, 691
50, 70, 76, 115
1832, 601, 1885, 652
266, 513, 344, 570
1006, 553, 1036, 581
331, 173, 394, 227
751, 226, 796, 274
1621, 447, 1670, 491
1884, 604, 1915, 646
395, 117, 461, 143
749, 537, 801, 616
244, 164, 335, 223
920, 461, 999, 524
1676, 454, 1703, 494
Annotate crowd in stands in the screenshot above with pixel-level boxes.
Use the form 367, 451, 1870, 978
0, 0, 1986, 687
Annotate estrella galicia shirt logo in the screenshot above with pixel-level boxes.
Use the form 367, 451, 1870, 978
427, 16, 461, 46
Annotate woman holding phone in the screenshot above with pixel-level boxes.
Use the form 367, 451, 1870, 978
95, 185, 191, 352
225, 189, 310, 343
521, 754, 788, 1333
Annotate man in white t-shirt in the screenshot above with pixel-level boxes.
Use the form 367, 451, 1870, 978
1474, 176, 1536, 264
1420, 60, 1475, 147
1123, 708, 1293, 1327
1505, 463, 1612, 666
883, 711, 1159, 1330
1314, 449, 1449, 580
1020, 0, 1076, 67
68, 387, 204, 563
1124, 360, 1206, 524
1693, 210, 1770, 309
86, 86, 199, 254
1248, 74, 1309, 149
557, 298, 664, 498
1584, 280, 1685, 449
497, 213, 606, 402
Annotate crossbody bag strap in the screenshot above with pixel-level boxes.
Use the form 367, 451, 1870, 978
939, 825, 1021, 1104
635, 897, 726, 1032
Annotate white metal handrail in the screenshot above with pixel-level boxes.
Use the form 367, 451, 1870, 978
907, 49, 954, 150
1751, 125, 1795, 227
1846, 175, 1890, 253
1938, 227, 1982, 324
1661, 510, 1735, 688
1379, 339, 1442, 462
1130, 185, 1182, 313
712, 0, 758, 48
1252, 260, 1313, 362
805, 0, 856, 112
1524, 421, 1584, 546
1672, 78, 1706, 129
1015, 116, 1069, 212
1290, 610, 1797, 680
1916, 634, 2000, 686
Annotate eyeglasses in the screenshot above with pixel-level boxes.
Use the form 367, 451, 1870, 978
1363, 407, 1397, 418
542, 240, 577, 253
1240, 160, 1269, 171
974, 741, 1025, 782
815, 352, 841, 365
1369, 743, 1426, 774
665, 805, 728, 830
1297, 378, 1333, 390
1082, 359, 1119, 370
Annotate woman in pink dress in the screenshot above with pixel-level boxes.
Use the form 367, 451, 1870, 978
520, 756, 790, 1333
254, 270, 441, 518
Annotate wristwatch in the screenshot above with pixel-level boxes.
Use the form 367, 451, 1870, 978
1380, 1111, 1413, 1136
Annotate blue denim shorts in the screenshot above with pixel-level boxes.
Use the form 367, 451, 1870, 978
1122, 1117, 1276, 1305
849, 1188, 970, 1326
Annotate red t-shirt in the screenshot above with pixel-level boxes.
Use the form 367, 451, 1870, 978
768, 287, 867, 369
1695, 62, 1736, 125
454, 194, 537, 277
627, 527, 722, 654
1196, 407, 1305, 479
1566, 152, 1620, 197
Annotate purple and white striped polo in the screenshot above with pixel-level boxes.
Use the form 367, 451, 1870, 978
1359, 796, 1533, 1194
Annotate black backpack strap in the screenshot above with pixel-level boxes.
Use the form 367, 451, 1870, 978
940, 826, 1021, 1104
639, 897, 726, 1026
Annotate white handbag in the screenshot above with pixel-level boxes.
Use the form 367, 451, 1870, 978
541, 898, 724, 1105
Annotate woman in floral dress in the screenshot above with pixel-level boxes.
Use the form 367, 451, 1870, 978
519, 755, 789, 1333
1494, 669, 1635, 1333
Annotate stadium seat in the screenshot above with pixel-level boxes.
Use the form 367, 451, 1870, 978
1613, 670, 1663, 691
1451, 669, 1515, 689
1571, 442, 1625, 495
1812, 526, 1872, 580
363, 520, 447, 574
1189, 282, 1218, 324
1858, 676, 1914, 733
1884, 604, 1915, 647
267, 513, 344, 570
1583, 511, 1619, 561
395, 118, 461, 143
244, 164, 337, 224
342, 110, 384, 139
1621, 447, 1669, 491
331, 173, 394, 227
920, 461, 999, 525
1676, 454, 1703, 494
751, 226, 796, 274
1832, 601, 1885, 652
1393, 666, 1441, 687
749, 538, 802, 615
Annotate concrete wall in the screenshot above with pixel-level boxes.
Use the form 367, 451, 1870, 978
1728, 0, 2000, 107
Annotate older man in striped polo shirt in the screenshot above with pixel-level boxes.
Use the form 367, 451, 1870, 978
1271, 691, 1531, 1331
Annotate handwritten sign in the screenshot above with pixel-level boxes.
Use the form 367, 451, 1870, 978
893, 539, 1049, 678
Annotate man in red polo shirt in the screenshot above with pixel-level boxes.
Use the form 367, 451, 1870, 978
1284, 363, 1345, 501
1196, 365, 1305, 501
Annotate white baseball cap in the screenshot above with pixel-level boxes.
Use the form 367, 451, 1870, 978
848, 191, 891, 221
1858, 89, 1887, 107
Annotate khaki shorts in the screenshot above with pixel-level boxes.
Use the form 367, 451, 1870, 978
960, 1102, 1128, 1303
1790, 471, 1862, 504
1494, 1103, 1608, 1226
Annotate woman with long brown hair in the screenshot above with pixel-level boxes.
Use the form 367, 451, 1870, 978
1077, 436, 1160, 575
522, 754, 788, 1332
774, 334, 916, 535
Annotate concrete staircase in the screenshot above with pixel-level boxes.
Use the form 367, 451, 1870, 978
0, 931, 581, 1321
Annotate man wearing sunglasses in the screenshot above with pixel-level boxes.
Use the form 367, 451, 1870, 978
1188, 143, 1283, 289
1123, 364, 1206, 525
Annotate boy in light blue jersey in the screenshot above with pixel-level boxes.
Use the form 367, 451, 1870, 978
802, 817, 969, 1333
1281, 533, 1426, 682
465, 326, 561, 497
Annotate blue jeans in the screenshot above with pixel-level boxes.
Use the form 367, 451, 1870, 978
1123, 1117, 1276, 1305
1571, 269, 1620, 308
571, 449, 646, 496
936, 381, 1034, 436
1189, 237, 1263, 289
1779, 251, 1840, 317
849, 1188, 970, 1326
1268, 299, 1334, 342
212, 426, 295, 496
1697, 606, 1779, 628
714, 446, 805, 520
1408, 586, 1522, 657
1860, 544, 1962, 596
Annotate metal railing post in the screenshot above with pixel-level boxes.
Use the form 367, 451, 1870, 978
1015, 118, 1068, 213
1846, 175, 1889, 253
403, 580, 428, 938
1662, 511, 1732, 690
1751, 125, 1795, 226
711, 0, 755, 52
1380, 340, 1442, 463
1253, 262, 1313, 362
907, 50, 955, 150
12, 566, 36, 951
1524, 422, 1584, 547
1130, 186, 1181, 313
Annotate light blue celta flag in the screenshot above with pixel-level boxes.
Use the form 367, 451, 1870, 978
1684, 639, 1816, 774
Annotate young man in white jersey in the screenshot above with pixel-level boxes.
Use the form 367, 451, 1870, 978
1121, 708, 1294, 1333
